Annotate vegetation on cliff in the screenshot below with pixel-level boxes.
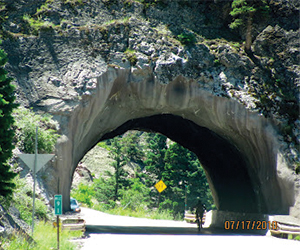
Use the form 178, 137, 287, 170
0, 44, 17, 199
229, 0, 270, 54
0, 0, 297, 147
13, 107, 59, 154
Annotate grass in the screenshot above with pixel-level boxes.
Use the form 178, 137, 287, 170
63, 0, 84, 5
288, 234, 300, 241
124, 48, 138, 66
35, 1, 53, 15
0, 221, 83, 250
93, 203, 176, 221
11, 176, 50, 225
102, 16, 130, 27
22, 14, 56, 34
97, 141, 112, 151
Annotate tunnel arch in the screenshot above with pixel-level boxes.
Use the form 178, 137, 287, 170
51, 67, 296, 224
97, 114, 262, 213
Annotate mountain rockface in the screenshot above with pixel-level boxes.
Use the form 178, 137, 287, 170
1, 0, 299, 224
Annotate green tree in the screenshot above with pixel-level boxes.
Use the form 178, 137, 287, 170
229, 0, 269, 54
121, 131, 145, 165
108, 136, 129, 201
0, 45, 18, 198
143, 133, 167, 182
162, 142, 213, 216
93, 175, 116, 209
142, 134, 214, 216
119, 178, 151, 211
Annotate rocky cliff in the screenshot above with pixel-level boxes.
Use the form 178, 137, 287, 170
0, 0, 299, 220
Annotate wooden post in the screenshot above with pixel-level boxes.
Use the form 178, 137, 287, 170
185, 185, 187, 211
158, 192, 161, 207
57, 215, 60, 250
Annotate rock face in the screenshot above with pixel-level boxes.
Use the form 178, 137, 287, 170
0, 204, 31, 240
1, 0, 299, 223
49, 68, 298, 216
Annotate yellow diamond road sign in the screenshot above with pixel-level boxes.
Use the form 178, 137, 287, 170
155, 180, 167, 193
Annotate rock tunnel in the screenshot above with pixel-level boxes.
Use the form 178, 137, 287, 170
100, 114, 259, 213
49, 67, 296, 226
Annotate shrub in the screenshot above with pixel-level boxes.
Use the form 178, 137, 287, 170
12, 176, 49, 225
13, 107, 59, 154
119, 178, 150, 211
22, 14, 55, 35
97, 141, 111, 151
124, 48, 138, 66
71, 183, 95, 207
288, 234, 300, 241
93, 175, 115, 207
177, 32, 196, 46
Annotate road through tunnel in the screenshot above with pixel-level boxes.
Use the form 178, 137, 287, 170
99, 114, 262, 214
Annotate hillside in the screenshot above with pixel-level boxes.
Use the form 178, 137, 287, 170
0, 0, 298, 147
0, 0, 299, 241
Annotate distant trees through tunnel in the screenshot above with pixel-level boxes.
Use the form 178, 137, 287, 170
71, 129, 214, 220
97, 114, 262, 213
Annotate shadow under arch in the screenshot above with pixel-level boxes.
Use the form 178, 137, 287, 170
98, 114, 266, 214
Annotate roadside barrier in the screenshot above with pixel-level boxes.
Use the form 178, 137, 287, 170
270, 221, 300, 239
184, 211, 206, 225
53, 218, 86, 232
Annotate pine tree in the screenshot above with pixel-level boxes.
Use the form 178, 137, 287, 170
121, 131, 144, 165
0, 45, 18, 198
229, 0, 269, 54
144, 133, 167, 182
142, 134, 214, 215
108, 135, 128, 201
163, 142, 214, 214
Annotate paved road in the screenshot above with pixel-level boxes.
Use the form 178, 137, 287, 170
76, 208, 300, 250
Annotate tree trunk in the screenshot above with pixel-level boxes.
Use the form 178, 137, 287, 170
245, 12, 254, 55
114, 159, 120, 201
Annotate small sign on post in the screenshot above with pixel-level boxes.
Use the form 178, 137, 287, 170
155, 180, 167, 207
54, 194, 62, 250
54, 195, 62, 215
155, 180, 167, 193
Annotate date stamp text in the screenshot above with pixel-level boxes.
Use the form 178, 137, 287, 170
224, 220, 278, 230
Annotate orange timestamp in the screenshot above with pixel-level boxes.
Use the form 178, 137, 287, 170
224, 220, 278, 230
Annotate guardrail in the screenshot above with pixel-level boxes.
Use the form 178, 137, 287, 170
53, 218, 86, 232
184, 211, 206, 225
270, 221, 300, 238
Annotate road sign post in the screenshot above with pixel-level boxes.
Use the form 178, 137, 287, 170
57, 215, 60, 250
155, 180, 167, 193
54, 194, 62, 250
154, 180, 167, 207
18, 127, 54, 235
54, 195, 62, 215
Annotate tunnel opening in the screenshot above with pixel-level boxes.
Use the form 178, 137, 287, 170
71, 128, 215, 220
97, 114, 265, 214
